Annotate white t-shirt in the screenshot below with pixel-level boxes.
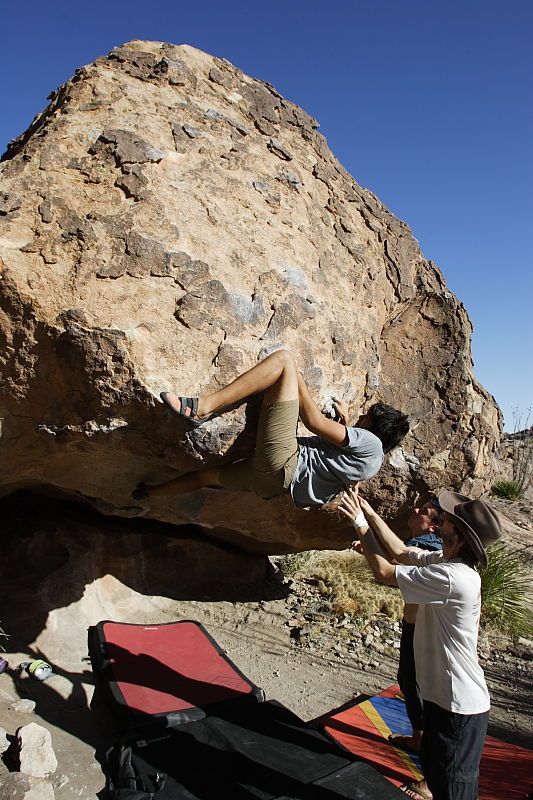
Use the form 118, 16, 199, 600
395, 550, 490, 714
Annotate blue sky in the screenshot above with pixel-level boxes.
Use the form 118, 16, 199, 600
1, 1, 531, 431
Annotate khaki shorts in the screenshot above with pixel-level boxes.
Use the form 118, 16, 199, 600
219, 399, 299, 499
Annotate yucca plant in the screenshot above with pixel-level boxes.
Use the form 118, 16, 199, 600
480, 542, 533, 637
491, 479, 523, 500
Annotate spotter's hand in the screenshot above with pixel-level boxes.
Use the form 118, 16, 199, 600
339, 485, 361, 521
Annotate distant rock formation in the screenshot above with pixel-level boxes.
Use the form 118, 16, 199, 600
0, 40, 501, 552
504, 427, 532, 441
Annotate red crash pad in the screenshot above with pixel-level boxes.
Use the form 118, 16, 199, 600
88, 619, 264, 728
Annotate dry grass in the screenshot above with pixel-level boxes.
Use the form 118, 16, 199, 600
280, 550, 320, 577
281, 544, 533, 638
285, 550, 404, 622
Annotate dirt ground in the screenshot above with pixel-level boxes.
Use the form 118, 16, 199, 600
0, 494, 531, 798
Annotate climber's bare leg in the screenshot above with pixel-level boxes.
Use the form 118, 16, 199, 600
139, 351, 299, 501
170, 349, 299, 419
146, 467, 223, 499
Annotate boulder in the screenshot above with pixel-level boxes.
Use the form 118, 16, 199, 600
16, 722, 57, 778
0, 40, 501, 551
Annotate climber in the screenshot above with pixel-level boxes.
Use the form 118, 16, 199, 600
133, 349, 409, 507
340, 486, 502, 800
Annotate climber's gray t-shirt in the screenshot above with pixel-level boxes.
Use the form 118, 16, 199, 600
290, 427, 383, 508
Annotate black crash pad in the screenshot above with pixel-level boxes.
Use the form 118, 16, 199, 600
104, 700, 405, 799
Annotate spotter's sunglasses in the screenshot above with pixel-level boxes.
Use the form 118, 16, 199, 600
427, 497, 444, 527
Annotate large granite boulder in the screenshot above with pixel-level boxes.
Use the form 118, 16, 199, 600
0, 40, 501, 552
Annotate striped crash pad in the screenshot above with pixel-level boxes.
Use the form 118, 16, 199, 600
321, 685, 533, 800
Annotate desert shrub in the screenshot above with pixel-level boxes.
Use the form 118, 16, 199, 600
491, 479, 523, 500
279, 550, 319, 577
310, 551, 404, 621
508, 407, 532, 495
480, 542, 533, 637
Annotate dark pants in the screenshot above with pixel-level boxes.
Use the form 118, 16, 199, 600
420, 700, 489, 800
397, 621, 424, 731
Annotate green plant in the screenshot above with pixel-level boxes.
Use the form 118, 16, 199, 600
491, 479, 523, 500
480, 542, 533, 637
